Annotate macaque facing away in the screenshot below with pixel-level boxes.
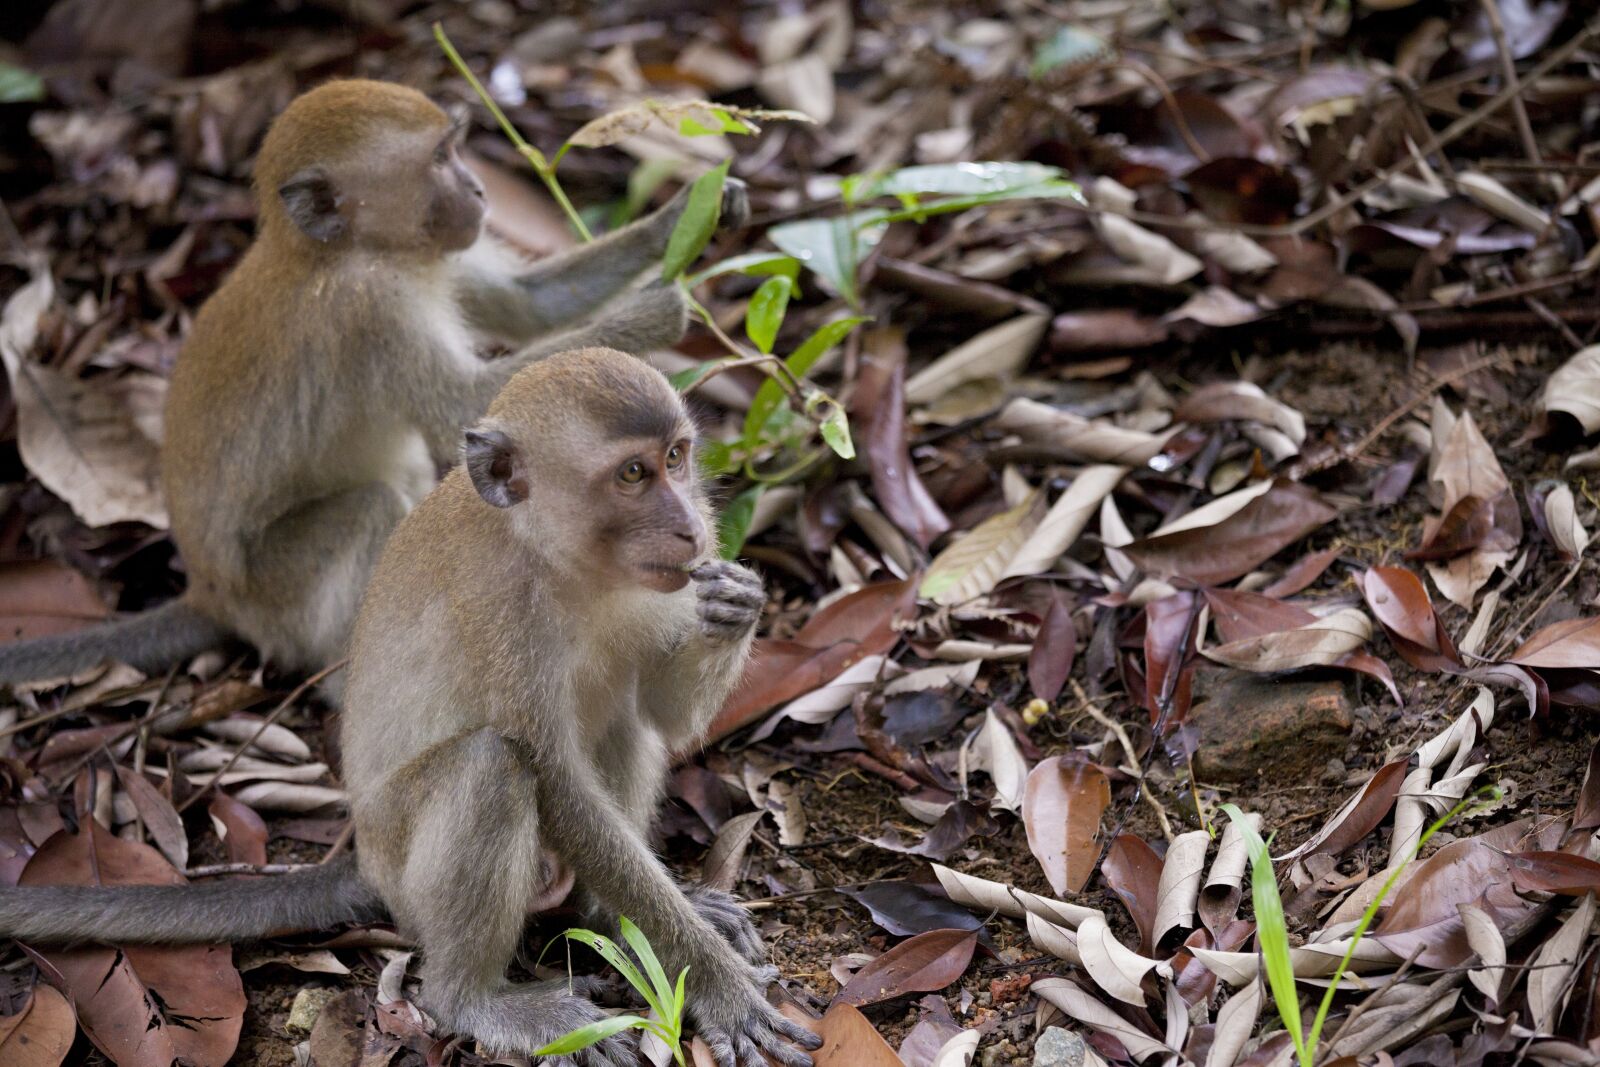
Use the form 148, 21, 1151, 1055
0, 350, 818, 1067
0, 79, 741, 693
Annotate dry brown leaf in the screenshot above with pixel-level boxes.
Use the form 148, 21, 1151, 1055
1544, 344, 1600, 433
929, 865, 1099, 927
1201, 607, 1372, 672
0, 269, 168, 528
1151, 830, 1208, 946
0, 984, 75, 1067
1021, 757, 1109, 895
993, 398, 1174, 464
968, 709, 1030, 813
1032, 977, 1172, 1062
1075, 912, 1164, 1004
1001, 466, 1125, 580
903, 314, 1048, 406
1528, 893, 1592, 1034
920, 489, 1045, 606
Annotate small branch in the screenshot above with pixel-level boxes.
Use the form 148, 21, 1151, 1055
1477, 0, 1544, 168
184, 862, 315, 878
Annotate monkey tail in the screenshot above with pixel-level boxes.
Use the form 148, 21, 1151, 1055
0, 597, 230, 685
0, 853, 385, 944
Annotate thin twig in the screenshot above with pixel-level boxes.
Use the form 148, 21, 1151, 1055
184, 862, 316, 878
1319, 943, 1425, 1059
1075, 680, 1175, 841
1477, 0, 1544, 168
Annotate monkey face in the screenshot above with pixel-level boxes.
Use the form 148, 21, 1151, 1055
424, 120, 487, 252
598, 436, 708, 592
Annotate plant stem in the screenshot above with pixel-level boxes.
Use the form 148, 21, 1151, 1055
433, 22, 594, 242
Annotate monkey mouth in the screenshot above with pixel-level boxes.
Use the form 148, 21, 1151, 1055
637, 561, 695, 590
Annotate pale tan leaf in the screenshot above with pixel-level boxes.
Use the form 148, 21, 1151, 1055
882, 660, 979, 694
1001, 466, 1126, 580
994, 398, 1174, 464
967, 709, 1030, 812
202, 719, 311, 761
1096, 213, 1203, 285
1457, 171, 1551, 232
1432, 409, 1509, 511
920, 489, 1045, 605
1206, 978, 1263, 1067
1151, 830, 1209, 945
930, 1030, 979, 1067
1427, 549, 1512, 609
1545, 345, 1600, 433
1022, 757, 1109, 894
1076, 912, 1164, 1004
1175, 382, 1306, 445
230, 782, 345, 812
1151, 479, 1272, 536
1032, 977, 1173, 1062
1528, 893, 1593, 1034
1459, 902, 1506, 1006
1544, 484, 1589, 560
904, 314, 1048, 406
702, 809, 768, 892
1201, 607, 1372, 672
1024, 913, 1082, 965
930, 864, 1100, 927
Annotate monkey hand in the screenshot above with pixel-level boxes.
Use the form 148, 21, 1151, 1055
683, 883, 766, 963
690, 957, 823, 1067
689, 562, 764, 643
523, 981, 635, 1066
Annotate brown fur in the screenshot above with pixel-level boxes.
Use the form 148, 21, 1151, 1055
0, 79, 729, 688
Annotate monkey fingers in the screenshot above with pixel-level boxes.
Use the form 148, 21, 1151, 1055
683, 884, 766, 963
698, 1001, 823, 1067
689, 563, 765, 641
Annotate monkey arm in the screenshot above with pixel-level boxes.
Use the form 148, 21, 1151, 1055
458, 179, 748, 342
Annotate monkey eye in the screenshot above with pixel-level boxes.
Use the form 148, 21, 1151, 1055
664, 442, 687, 470
617, 459, 648, 485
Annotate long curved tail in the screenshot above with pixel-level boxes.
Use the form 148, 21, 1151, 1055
0, 597, 230, 685
0, 853, 384, 944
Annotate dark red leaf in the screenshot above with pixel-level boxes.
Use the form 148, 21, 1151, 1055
1028, 590, 1077, 703
1103, 834, 1163, 954
852, 328, 950, 550
1022, 756, 1110, 896
1260, 545, 1341, 598
1506, 851, 1600, 896
1122, 480, 1338, 586
834, 928, 978, 1006
207, 793, 268, 866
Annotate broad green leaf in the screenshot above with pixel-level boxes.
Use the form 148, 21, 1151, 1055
661, 159, 731, 280
1032, 25, 1113, 77
718, 485, 764, 559
767, 215, 885, 307
819, 403, 854, 460
1221, 804, 1306, 1063
862, 162, 1066, 198
744, 276, 793, 354
668, 360, 720, 392
686, 252, 801, 289
535, 1014, 651, 1055
619, 917, 676, 1018
874, 181, 1085, 224
680, 107, 754, 136
673, 967, 688, 1021
742, 316, 867, 448
697, 438, 737, 477
0, 63, 44, 104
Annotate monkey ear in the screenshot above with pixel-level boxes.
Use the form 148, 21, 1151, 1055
463, 427, 528, 508
278, 166, 347, 243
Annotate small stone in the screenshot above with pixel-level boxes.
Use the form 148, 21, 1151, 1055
1190, 674, 1354, 783
284, 987, 337, 1037
1321, 757, 1346, 784
1033, 1025, 1086, 1067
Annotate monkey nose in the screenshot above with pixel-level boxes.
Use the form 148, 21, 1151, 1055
674, 526, 706, 556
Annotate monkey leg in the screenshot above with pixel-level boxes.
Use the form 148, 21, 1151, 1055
242, 483, 411, 677
392, 728, 630, 1066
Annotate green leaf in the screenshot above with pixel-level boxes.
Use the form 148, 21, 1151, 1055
873, 180, 1085, 224
559, 929, 659, 1016
718, 486, 765, 559
767, 215, 885, 307
1032, 25, 1113, 77
741, 316, 867, 449
818, 403, 855, 460
0, 63, 44, 104
744, 276, 793, 354
673, 967, 688, 1022
661, 159, 731, 280
1221, 804, 1307, 1065
686, 252, 800, 289
614, 158, 680, 227
535, 1014, 651, 1055
697, 438, 737, 477
619, 917, 677, 1022
668, 360, 720, 392
862, 162, 1067, 199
